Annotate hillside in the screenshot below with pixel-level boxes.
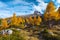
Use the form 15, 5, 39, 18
0, 1, 60, 40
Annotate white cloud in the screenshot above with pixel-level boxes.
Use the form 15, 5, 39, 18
56, 0, 60, 3
56, 0, 60, 7
53, 0, 60, 11
34, 0, 60, 14
33, 0, 48, 14
0, 10, 12, 18
0, 0, 34, 18
0, 0, 60, 18
6, 0, 33, 13
36, 0, 43, 2
8, 0, 32, 6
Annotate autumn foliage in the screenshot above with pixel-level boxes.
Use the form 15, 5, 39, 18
1, 19, 8, 29
0, 1, 60, 29
28, 16, 42, 26
44, 1, 60, 21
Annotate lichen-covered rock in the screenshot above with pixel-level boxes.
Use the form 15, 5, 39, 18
0, 29, 13, 35
5, 29, 13, 35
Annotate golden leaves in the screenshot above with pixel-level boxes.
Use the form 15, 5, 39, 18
28, 16, 42, 26
2, 19, 8, 29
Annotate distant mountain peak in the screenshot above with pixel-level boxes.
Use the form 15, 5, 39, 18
34, 11, 42, 16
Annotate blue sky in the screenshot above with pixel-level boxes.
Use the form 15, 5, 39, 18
0, 0, 60, 18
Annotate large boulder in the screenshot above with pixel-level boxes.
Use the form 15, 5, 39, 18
0, 29, 13, 35
5, 29, 13, 35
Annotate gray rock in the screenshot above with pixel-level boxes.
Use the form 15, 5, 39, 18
5, 29, 13, 35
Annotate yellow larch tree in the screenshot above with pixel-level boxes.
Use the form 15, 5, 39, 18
17, 17, 25, 28
28, 15, 42, 26
25, 18, 29, 23
44, 1, 56, 21
29, 16, 34, 25
52, 7, 60, 21
53, 12, 59, 21
11, 13, 18, 25
17, 17, 23, 25
43, 1, 57, 28
10, 13, 25, 28
33, 16, 37, 25
45, 1, 56, 12
36, 16, 42, 25
2, 18, 8, 29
